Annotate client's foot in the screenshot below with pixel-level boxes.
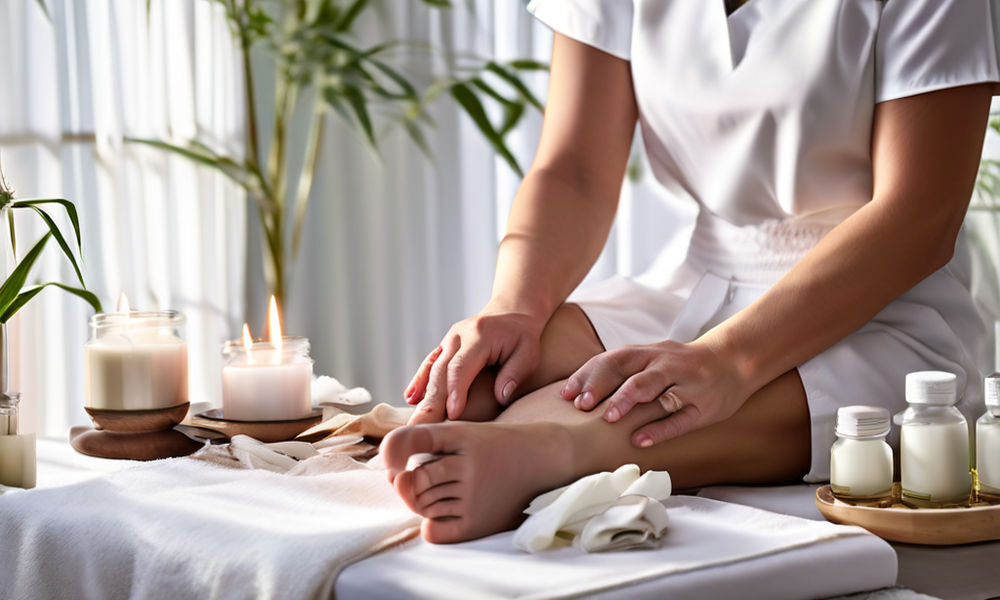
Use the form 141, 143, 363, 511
381, 421, 577, 543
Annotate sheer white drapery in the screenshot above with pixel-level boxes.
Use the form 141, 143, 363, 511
0, 0, 245, 436
2, 0, 689, 436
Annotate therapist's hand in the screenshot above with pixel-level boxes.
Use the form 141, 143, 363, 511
404, 307, 545, 424
560, 339, 752, 447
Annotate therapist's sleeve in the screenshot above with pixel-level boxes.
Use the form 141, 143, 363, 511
527, 0, 634, 61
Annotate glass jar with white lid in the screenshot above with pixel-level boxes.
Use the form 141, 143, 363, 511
830, 405, 893, 501
897, 371, 971, 507
978, 373, 1000, 501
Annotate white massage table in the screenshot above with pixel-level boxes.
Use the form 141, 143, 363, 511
28, 439, 1000, 599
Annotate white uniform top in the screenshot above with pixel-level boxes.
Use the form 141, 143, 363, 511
528, 0, 1000, 480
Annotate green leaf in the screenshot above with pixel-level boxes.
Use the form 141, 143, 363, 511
334, 0, 370, 32
506, 59, 549, 72
450, 83, 522, 177
126, 137, 256, 190
341, 84, 377, 149
1, 282, 102, 323
403, 120, 433, 159
486, 62, 544, 111
499, 101, 526, 136
17, 204, 85, 287
471, 78, 517, 107
12, 198, 81, 250
6, 209, 15, 259
0, 233, 51, 317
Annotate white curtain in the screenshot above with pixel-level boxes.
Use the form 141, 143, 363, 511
0, 0, 245, 437
1, 0, 692, 437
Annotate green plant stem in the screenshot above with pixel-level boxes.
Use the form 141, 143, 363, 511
241, 38, 262, 170
292, 109, 325, 260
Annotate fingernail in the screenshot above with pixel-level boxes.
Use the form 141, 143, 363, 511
446, 390, 458, 416
605, 407, 620, 422
502, 380, 515, 401
635, 434, 653, 448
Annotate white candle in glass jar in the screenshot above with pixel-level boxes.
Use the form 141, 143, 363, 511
85, 295, 188, 411
221, 299, 313, 421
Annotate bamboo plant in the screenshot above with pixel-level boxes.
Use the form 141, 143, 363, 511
0, 162, 102, 391
128, 0, 546, 312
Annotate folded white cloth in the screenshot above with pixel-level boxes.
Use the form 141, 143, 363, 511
513, 464, 672, 553
0, 439, 419, 600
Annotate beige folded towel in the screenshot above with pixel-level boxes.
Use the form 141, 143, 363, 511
513, 464, 672, 553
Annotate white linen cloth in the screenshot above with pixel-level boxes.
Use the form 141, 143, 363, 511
513, 464, 671, 553
337, 494, 896, 600
0, 440, 419, 600
529, 0, 1000, 483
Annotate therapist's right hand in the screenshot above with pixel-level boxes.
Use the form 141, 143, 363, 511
404, 307, 544, 424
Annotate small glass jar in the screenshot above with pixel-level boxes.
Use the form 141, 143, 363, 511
221, 336, 313, 421
977, 373, 1000, 501
897, 371, 971, 507
85, 310, 188, 411
830, 405, 893, 501
0, 392, 36, 489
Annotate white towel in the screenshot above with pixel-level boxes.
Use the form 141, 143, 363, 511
513, 464, 672, 553
0, 439, 419, 600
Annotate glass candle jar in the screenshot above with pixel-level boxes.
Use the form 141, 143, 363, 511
221, 336, 313, 421
897, 371, 971, 507
85, 310, 189, 411
830, 405, 893, 501
0, 392, 36, 489
978, 373, 1000, 500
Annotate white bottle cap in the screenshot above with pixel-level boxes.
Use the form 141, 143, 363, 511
905, 371, 957, 406
986, 373, 1000, 408
836, 405, 890, 438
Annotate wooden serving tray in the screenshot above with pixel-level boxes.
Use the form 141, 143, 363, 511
815, 483, 1000, 545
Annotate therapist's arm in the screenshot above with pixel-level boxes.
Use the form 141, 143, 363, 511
564, 83, 992, 445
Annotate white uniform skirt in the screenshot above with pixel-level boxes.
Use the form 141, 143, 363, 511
570, 212, 988, 482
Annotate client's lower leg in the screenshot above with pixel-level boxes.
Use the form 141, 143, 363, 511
382, 370, 811, 543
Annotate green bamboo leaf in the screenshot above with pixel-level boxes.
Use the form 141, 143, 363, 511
126, 137, 255, 189
12, 198, 81, 250
341, 84, 377, 149
18, 205, 84, 287
450, 83, 522, 177
403, 120, 433, 159
506, 59, 550, 71
334, 0, 370, 31
367, 58, 419, 100
6, 209, 15, 259
420, 0, 451, 7
0, 233, 51, 316
500, 101, 526, 136
1, 282, 102, 323
471, 78, 517, 107
486, 62, 544, 111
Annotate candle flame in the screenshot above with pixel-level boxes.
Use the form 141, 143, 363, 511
117, 293, 130, 314
268, 296, 282, 364
242, 323, 254, 365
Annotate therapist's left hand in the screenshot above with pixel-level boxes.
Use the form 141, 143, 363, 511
559, 339, 751, 448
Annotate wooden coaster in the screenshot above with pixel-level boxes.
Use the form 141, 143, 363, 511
69, 426, 202, 461
85, 403, 190, 433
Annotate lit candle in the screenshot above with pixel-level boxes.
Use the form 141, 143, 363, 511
221, 297, 313, 421
84, 294, 189, 411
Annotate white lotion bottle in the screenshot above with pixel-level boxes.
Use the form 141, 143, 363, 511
830, 405, 893, 501
0, 392, 36, 490
978, 373, 1000, 500
897, 371, 970, 507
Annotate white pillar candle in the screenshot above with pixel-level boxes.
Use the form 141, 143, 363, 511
221, 299, 313, 421
222, 361, 312, 421
85, 295, 188, 411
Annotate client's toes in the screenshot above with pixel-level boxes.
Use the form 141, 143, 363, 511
381, 424, 437, 482
423, 517, 469, 544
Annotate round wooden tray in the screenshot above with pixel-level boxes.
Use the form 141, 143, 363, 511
188, 408, 323, 443
815, 483, 1000, 545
